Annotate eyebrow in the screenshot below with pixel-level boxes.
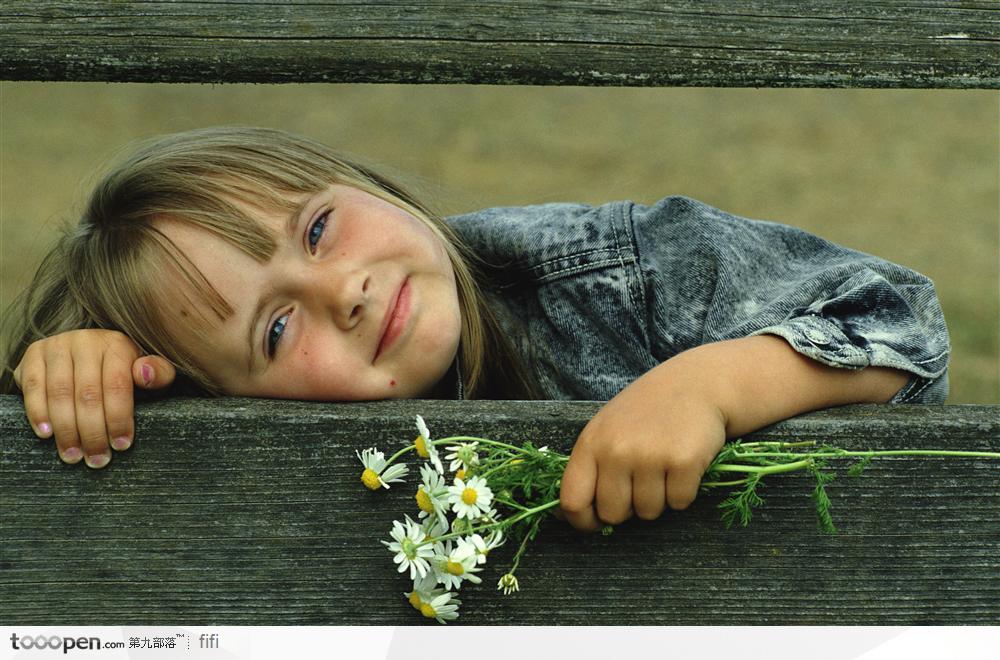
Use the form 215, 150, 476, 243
244, 193, 316, 375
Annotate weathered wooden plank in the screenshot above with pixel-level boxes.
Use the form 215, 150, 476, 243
2, 1, 997, 87
1, 395, 998, 624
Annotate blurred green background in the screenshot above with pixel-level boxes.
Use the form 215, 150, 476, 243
1, 83, 997, 402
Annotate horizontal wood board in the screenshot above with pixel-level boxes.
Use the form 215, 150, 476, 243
1, 396, 998, 625
2, 1, 998, 87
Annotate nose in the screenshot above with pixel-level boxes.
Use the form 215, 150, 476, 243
301, 267, 371, 331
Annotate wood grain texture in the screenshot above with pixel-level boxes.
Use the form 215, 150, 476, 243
1, 395, 998, 624
2, 1, 998, 87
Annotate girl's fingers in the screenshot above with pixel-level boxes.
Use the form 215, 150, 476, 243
595, 466, 633, 526
665, 465, 702, 511
15, 355, 53, 439
44, 345, 83, 464
632, 469, 666, 520
103, 349, 137, 453
559, 451, 601, 532
71, 345, 112, 468
132, 355, 176, 390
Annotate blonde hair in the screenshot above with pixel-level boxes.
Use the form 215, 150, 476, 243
1, 126, 542, 400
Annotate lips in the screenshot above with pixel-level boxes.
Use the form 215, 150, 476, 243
374, 277, 412, 362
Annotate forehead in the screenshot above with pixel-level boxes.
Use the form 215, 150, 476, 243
143, 219, 259, 386
155, 217, 265, 313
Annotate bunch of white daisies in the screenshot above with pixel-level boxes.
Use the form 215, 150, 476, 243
357, 416, 1000, 623
356, 415, 563, 623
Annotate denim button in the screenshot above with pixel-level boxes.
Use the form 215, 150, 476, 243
805, 328, 831, 345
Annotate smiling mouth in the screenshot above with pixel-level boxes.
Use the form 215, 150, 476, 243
374, 277, 412, 362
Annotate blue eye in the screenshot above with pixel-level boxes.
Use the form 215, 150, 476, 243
308, 211, 328, 252
267, 313, 288, 357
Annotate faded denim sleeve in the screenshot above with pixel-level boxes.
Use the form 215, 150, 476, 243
631, 196, 951, 403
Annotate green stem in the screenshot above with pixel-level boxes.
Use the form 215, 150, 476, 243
495, 497, 531, 512
738, 441, 819, 450
701, 479, 752, 487
731, 449, 1000, 460
385, 434, 532, 469
711, 459, 814, 475
501, 499, 561, 527
433, 436, 532, 455
508, 518, 541, 576
385, 444, 418, 466
417, 499, 561, 548
480, 456, 528, 480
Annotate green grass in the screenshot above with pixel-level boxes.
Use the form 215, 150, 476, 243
2, 83, 997, 402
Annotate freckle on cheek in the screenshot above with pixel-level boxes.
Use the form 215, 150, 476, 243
389, 379, 396, 387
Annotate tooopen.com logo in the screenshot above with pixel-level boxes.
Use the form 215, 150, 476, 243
9, 633, 125, 654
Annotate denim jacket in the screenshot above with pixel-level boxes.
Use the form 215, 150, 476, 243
443, 196, 951, 403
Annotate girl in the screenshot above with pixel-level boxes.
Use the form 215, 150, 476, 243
1, 126, 950, 532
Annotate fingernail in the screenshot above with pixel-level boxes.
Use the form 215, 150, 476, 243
141, 364, 154, 387
61, 447, 83, 463
111, 436, 132, 451
86, 453, 110, 469
38, 422, 52, 436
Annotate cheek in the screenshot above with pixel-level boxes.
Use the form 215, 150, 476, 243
268, 347, 369, 401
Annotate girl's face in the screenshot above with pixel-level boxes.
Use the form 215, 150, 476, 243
157, 184, 462, 400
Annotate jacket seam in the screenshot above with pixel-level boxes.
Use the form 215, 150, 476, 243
526, 247, 623, 274
909, 349, 950, 365
501, 258, 626, 289
613, 202, 646, 316
898, 377, 933, 403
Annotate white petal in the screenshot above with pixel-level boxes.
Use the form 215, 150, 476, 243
416, 415, 431, 441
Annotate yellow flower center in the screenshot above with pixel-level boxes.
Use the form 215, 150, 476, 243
455, 468, 466, 480
361, 468, 381, 490
408, 592, 423, 610
415, 435, 428, 458
416, 487, 435, 513
446, 560, 465, 576
461, 487, 478, 505
420, 603, 437, 619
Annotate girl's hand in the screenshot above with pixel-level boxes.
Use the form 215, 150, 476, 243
559, 363, 727, 531
12, 329, 176, 468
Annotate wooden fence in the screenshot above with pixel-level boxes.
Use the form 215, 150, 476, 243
2, 1, 998, 87
1, 397, 998, 624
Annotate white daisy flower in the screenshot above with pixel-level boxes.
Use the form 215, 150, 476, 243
416, 464, 450, 529
447, 475, 494, 520
414, 415, 444, 474
357, 447, 408, 490
431, 538, 482, 590
382, 516, 433, 580
469, 529, 505, 564
420, 513, 449, 540
419, 590, 461, 624
405, 572, 438, 611
444, 442, 480, 472
498, 573, 520, 595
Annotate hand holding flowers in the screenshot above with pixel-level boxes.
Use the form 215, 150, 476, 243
560, 371, 728, 531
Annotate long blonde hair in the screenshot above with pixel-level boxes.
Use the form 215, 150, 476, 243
1, 126, 542, 400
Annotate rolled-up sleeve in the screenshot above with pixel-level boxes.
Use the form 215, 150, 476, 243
631, 196, 951, 403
